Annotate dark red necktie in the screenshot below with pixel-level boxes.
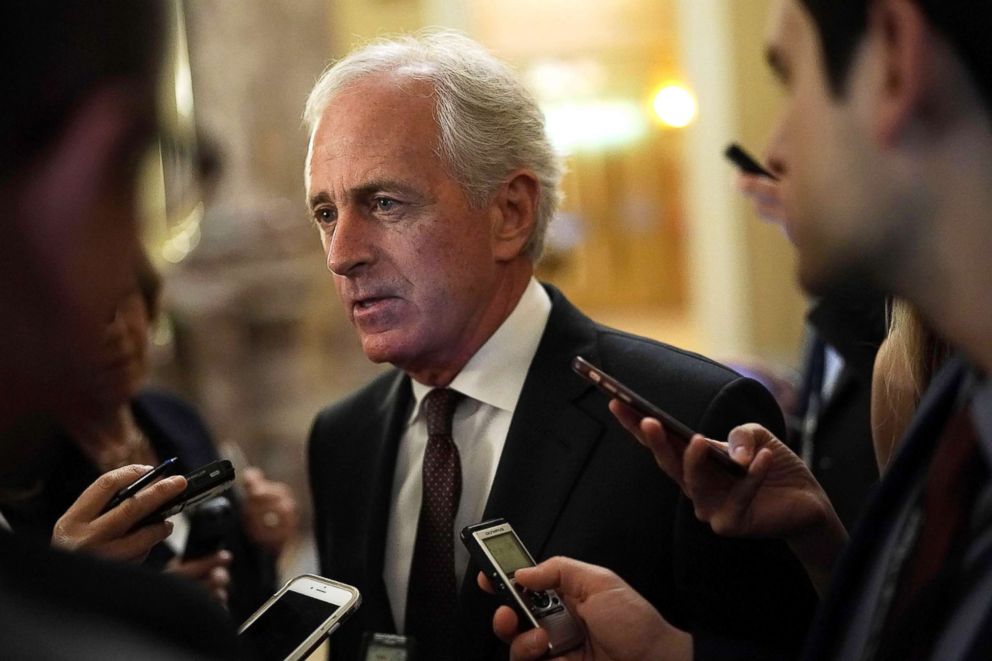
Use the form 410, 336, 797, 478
405, 388, 463, 660
878, 406, 983, 660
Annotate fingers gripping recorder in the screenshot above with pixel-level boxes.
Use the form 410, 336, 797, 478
462, 519, 584, 655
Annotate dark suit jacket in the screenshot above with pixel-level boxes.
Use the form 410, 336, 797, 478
310, 286, 817, 660
799, 291, 886, 531
802, 355, 992, 660
0, 388, 276, 623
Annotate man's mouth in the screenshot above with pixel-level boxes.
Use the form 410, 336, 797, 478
355, 296, 387, 309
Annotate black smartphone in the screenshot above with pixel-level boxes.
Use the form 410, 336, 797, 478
359, 632, 416, 661
461, 519, 584, 656
183, 496, 233, 560
140, 459, 236, 525
572, 356, 745, 476
724, 142, 777, 180
101, 456, 179, 513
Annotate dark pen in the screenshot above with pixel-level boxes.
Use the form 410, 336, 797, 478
101, 456, 179, 513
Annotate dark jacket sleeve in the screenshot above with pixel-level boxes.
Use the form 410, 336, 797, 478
678, 377, 817, 660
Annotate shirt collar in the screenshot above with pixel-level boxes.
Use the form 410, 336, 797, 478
409, 277, 552, 421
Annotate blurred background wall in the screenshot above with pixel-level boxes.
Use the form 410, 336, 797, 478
146, 0, 805, 576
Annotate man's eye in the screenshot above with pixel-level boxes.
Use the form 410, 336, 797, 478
313, 207, 336, 224
374, 197, 399, 212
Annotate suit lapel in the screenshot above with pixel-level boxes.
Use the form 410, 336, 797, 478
476, 287, 604, 561
363, 371, 413, 632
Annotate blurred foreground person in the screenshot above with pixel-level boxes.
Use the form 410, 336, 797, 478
305, 29, 815, 661
0, 3, 236, 657
494, 0, 992, 659
735, 170, 886, 532
0, 253, 297, 620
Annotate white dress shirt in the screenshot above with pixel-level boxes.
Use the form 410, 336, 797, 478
383, 277, 552, 631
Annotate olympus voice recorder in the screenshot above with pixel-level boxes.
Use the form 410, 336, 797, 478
461, 518, 584, 655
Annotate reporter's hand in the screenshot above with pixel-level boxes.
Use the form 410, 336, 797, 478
611, 401, 846, 594
52, 464, 186, 563
733, 172, 794, 243
241, 466, 298, 555
481, 557, 691, 661
166, 550, 232, 607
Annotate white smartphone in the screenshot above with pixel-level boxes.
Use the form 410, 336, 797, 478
238, 574, 361, 661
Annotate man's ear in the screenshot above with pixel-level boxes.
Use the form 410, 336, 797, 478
871, 0, 934, 145
491, 170, 540, 261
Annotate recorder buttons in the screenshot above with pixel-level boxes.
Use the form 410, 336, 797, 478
529, 591, 552, 610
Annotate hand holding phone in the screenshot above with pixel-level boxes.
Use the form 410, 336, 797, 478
462, 519, 584, 656
101, 456, 178, 513
238, 574, 361, 661
724, 142, 777, 179
52, 464, 187, 563
139, 459, 236, 526
572, 356, 745, 476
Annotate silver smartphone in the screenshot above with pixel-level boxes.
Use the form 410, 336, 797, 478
461, 519, 584, 656
238, 574, 361, 661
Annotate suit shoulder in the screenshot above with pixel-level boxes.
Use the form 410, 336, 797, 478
591, 325, 784, 437
594, 326, 745, 388
310, 369, 406, 439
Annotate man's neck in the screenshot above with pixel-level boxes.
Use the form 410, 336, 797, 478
903, 144, 992, 373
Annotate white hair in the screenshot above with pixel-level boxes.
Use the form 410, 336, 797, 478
303, 29, 563, 261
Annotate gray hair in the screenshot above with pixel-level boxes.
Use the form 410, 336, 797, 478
303, 29, 562, 261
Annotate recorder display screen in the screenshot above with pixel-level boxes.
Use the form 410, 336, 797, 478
240, 590, 341, 660
483, 531, 533, 574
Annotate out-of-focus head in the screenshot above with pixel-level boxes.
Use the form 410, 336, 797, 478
763, 0, 992, 298
304, 31, 562, 383
89, 252, 162, 412
304, 30, 562, 262
0, 2, 164, 424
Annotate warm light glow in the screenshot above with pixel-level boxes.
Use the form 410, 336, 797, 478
543, 100, 647, 153
652, 84, 697, 128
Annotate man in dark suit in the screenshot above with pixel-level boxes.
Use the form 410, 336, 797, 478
794, 288, 886, 531
304, 30, 816, 661
0, 3, 238, 657
496, 1, 992, 660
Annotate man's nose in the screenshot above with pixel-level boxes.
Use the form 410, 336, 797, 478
326, 209, 375, 276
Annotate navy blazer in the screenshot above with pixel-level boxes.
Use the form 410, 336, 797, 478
309, 285, 817, 660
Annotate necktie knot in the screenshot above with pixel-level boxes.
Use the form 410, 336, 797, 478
424, 388, 462, 439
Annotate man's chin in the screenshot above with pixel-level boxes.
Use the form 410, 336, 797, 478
798, 257, 878, 300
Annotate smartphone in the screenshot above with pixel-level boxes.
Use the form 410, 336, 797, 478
183, 496, 233, 561
724, 142, 778, 180
572, 356, 745, 476
238, 574, 362, 661
359, 632, 416, 661
101, 456, 179, 513
461, 519, 584, 656
140, 459, 236, 525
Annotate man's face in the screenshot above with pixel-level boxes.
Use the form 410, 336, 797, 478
763, 0, 899, 294
305, 75, 507, 378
